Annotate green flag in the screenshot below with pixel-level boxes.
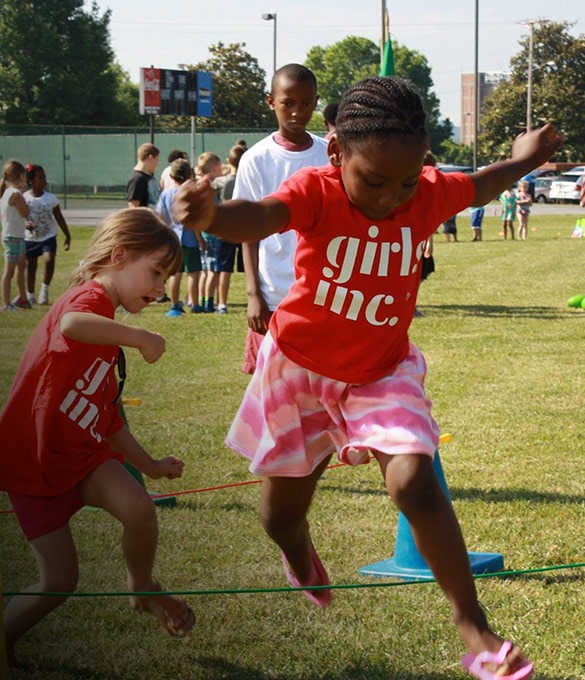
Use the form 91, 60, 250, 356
380, 39, 395, 77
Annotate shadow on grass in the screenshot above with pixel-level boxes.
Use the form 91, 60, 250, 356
320, 483, 585, 506
194, 655, 457, 679
419, 303, 572, 320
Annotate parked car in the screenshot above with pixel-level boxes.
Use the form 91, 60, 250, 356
533, 176, 558, 203
549, 166, 585, 203
437, 164, 473, 174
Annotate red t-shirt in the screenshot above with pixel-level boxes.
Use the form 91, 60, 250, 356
269, 165, 475, 384
0, 280, 125, 496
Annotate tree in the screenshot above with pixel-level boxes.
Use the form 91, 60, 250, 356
179, 42, 272, 129
479, 22, 585, 162
304, 36, 452, 155
0, 0, 140, 126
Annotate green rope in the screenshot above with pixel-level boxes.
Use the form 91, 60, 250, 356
3, 561, 584, 598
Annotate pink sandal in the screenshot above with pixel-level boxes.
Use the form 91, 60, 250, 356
462, 640, 534, 680
281, 542, 331, 608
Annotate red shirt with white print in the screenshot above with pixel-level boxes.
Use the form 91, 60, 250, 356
0, 280, 125, 496
268, 165, 475, 384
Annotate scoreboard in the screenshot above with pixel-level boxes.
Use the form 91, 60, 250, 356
140, 68, 212, 117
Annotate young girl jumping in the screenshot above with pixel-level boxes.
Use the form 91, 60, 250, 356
0, 159, 31, 311
0, 208, 195, 668
176, 76, 562, 679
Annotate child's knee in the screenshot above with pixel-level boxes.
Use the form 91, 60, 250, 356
123, 487, 157, 528
41, 564, 79, 594
387, 455, 442, 515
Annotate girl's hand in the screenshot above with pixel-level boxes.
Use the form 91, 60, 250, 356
64, 234, 71, 251
148, 456, 185, 480
511, 124, 563, 167
173, 176, 218, 232
137, 330, 166, 363
247, 291, 271, 335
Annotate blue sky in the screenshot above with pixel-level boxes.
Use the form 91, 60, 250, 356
88, 1, 585, 127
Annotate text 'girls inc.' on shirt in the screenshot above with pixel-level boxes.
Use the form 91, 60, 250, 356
268, 165, 474, 384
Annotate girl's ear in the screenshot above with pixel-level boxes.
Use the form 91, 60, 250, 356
327, 135, 342, 167
266, 93, 275, 111
111, 246, 127, 267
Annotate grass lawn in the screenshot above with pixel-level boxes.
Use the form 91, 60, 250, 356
1, 212, 584, 679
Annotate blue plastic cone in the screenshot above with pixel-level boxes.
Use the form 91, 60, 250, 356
358, 451, 504, 581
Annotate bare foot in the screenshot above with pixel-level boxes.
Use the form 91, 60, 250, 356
131, 582, 195, 638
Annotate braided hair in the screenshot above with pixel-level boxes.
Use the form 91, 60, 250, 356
335, 76, 427, 153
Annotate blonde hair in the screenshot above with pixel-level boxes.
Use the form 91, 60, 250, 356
137, 143, 160, 162
227, 145, 246, 170
71, 208, 182, 287
196, 152, 222, 177
1, 159, 26, 198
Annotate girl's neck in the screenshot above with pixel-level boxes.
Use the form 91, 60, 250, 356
93, 275, 119, 309
31, 189, 44, 197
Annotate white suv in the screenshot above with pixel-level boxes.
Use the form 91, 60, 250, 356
549, 166, 585, 203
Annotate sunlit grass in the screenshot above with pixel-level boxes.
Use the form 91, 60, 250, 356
1, 213, 584, 679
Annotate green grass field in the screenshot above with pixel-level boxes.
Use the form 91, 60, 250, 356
1, 213, 584, 679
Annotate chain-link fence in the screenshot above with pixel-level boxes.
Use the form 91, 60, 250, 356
0, 125, 294, 208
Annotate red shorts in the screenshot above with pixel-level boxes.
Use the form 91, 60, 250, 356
242, 326, 270, 375
8, 487, 85, 541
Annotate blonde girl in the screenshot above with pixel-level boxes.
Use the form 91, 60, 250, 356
0, 159, 31, 311
0, 208, 195, 668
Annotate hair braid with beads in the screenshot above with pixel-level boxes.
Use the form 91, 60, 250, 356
335, 76, 428, 153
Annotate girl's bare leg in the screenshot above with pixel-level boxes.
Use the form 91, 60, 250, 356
4, 525, 78, 662
260, 456, 331, 587
374, 452, 528, 674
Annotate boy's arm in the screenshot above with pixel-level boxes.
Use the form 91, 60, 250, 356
60, 312, 166, 363
471, 124, 563, 207
174, 177, 289, 242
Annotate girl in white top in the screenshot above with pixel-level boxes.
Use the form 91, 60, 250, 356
0, 160, 30, 311
24, 164, 71, 305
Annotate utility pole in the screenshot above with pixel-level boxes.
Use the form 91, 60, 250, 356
522, 19, 548, 131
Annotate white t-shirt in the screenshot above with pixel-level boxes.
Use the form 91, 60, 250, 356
233, 132, 329, 310
0, 187, 27, 239
23, 190, 60, 242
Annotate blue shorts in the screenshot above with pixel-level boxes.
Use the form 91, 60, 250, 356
25, 236, 57, 258
2, 237, 26, 263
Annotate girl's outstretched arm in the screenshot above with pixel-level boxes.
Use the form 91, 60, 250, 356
60, 313, 166, 363
471, 124, 563, 207
174, 176, 289, 243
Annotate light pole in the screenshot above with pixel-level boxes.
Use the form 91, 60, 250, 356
523, 19, 549, 131
262, 13, 277, 75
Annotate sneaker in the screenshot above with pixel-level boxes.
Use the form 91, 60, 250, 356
38, 284, 49, 305
156, 294, 170, 303
165, 303, 185, 318
27, 293, 37, 305
12, 296, 32, 310
215, 305, 228, 314
191, 305, 204, 314
1, 303, 24, 312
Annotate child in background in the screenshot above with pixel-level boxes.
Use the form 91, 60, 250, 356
216, 143, 247, 314
442, 214, 458, 242
499, 187, 517, 240
176, 75, 562, 680
160, 149, 189, 191
24, 164, 72, 305
156, 158, 206, 317
515, 180, 532, 240
195, 152, 224, 313
0, 159, 31, 311
233, 63, 329, 373
470, 205, 484, 241
0, 208, 195, 667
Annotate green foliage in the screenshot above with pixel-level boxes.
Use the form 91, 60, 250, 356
438, 139, 474, 166
479, 22, 585, 162
304, 36, 452, 156
176, 42, 273, 130
0, 0, 141, 126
